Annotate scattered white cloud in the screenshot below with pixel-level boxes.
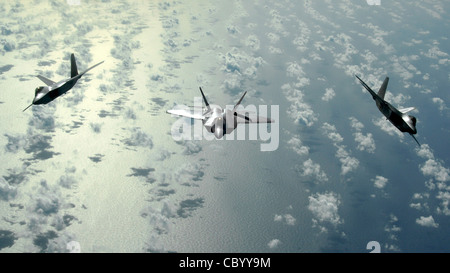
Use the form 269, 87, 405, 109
297, 159, 328, 183
432, 97, 447, 113
372, 175, 388, 189
282, 83, 317, 127
267, 239, 281, 249
372, 116, 404, 139
308, 192, 342, 227
274, 214, 296, 226
245, 34, 260, 51
417, 145, 450, 186
0, 177, 18, 201
287, 135, 309, 156
322, 123, 359, 175
349, 117, 376, 153
415, 145, 450, 216
416, 216, 439, 228
321, 88, 335, 102
322, 123, 344, 143
383, 214, 401, 252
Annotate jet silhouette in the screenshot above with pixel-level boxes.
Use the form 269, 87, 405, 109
167, 87, 274, 139
356, 75, 420, 146
23, 54, 103, 111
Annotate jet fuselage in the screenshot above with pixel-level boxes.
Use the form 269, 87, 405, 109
202, 106, 240, 139
33, 77, 80, 105
376, 100, 417, 135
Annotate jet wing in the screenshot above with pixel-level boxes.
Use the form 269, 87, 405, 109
235, 111, 274, 124
37, 75, 56, 86
355, 75, 384, 103
77, 61, 105, 78
167, 109, 205, 120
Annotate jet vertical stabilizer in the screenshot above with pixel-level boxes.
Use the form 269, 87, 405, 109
378, 77, 389, 99
71, 53, 78, 78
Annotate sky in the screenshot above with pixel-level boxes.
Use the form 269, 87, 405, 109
0, 0, 449, 253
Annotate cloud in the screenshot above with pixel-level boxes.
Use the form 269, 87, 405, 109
127, 167, 156, 184
349, 117, 376, 153
436, 191, 450, 216
322, 123, 359, 175
335, 146, 359, 176
282, 83, 317, 127
415, 145, 450, 216
245, 34, 260, 51
122, 127, 154, 149
0, 177, 18, 201
266, 32, 279, 44
174, 163, 205, 187
141, 200, 176, 235
372, 117, 404, 139
267, 239, 281, 249
218, 47, 265, 94
372, 175, 388, 189
432, 97, 447, 113
31, 180, 62, 216
58, 175, 77, 189
385, 214, 401, 237
267, 9, 289, 37
274, 214, 296, 226
308, 192, 342, 227
322, 123, 343, 143
383, 214, 401, 252
0, 230, 17, 251
177, 198, 204, 218
287, 135, 309, 156
321, 88, 335, 102
416, 216, 439, 228
297, 159, 328, 183
417, 144, 450, 185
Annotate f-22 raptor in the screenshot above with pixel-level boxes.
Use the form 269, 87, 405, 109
167, 87, 274, 139
23, 54, 103, 111
355, 75, 420, 146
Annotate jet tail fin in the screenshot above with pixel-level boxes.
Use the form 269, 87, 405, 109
378, 77, 389, 99
71, 53, 79, 78
199, 87, 211, 112
233, 91, 247, 112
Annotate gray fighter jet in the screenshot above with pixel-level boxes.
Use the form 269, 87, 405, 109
355, 75, 420, 146
23, 54, 104, 111
167, 87, 274, 139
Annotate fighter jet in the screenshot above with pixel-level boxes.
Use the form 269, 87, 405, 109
355, 75, 420, 146
167, 87, 274, 139
23, 54, 104, 111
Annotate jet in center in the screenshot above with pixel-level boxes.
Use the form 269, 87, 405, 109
167, 87, 274, 139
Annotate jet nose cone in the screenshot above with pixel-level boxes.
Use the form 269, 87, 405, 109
214, 128, 224, 139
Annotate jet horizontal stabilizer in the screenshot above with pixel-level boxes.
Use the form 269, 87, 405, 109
399, 107, 415, 114
233, 91, 247, 112
36, 75, 56, 86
